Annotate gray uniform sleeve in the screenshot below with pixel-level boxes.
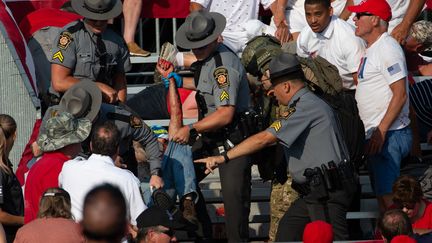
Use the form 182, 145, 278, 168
210, 66, 241, 107
131, 122, 162, 174
51, 30, 77, 69
265, 105, 311, 148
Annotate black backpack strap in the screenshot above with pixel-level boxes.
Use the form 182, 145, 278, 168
214, 51, 223, 68
65, 20, 84, 34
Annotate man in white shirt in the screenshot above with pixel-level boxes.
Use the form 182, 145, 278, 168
189, 0, 289, 53
349, 0, 412, 212
278, 0, 348, 40
297, 0, 365, 90
59, 120, 146, 225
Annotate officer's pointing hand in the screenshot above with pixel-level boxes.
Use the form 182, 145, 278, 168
194, 156, 225, 174
172, 125, 190, 144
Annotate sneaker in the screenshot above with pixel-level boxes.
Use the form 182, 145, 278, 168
152, 189, 175, 211
127, 42, 151, 57
154, 42, 178, 83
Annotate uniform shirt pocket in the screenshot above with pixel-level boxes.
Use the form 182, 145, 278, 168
76, 52, 94, 78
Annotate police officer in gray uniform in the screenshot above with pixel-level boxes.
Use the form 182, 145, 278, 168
43, 81, 164, 189
167, 10, 251, 242
50, 0, 130, 104
196, 53, 357, 241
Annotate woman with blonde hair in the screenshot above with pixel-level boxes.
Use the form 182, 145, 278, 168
0, 114, 24, 242
14, 188, 83, 243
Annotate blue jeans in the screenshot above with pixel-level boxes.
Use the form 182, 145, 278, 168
368, 126, 412, 196
162, 141, 198, 202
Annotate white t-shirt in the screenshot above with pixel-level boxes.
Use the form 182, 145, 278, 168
297, 16, 365, 90
282, 0, 347, 33
191, 0, 274, 52
59, 154, 147, 225
355, 32, 410, 137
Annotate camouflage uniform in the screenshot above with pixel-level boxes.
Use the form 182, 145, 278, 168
269, 175, 298, 242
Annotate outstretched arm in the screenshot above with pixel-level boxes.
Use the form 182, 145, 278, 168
195, 130, 277, 173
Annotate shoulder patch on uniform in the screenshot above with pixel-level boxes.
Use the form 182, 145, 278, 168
220, 90, 229, 102
57, 32, 73, 50
50, 109, 59, 118
280, 107, 296, 120
52, 51, 64, 63
130, 115, 143, 128
269, 120, 282, 132
214, 67, 229, 88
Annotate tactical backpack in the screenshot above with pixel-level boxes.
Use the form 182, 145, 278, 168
282, 42, 365, 166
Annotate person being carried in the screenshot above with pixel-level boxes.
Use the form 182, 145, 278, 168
155, 59, 199, 225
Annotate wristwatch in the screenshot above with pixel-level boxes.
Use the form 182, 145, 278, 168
151, 169, 163, 177
188, 123, 197, 138
222, 151, 230, 163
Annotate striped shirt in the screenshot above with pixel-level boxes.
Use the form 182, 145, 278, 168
410, 79, 432, 127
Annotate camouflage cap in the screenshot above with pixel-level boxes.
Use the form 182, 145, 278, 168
410, 20, 432, 47
37, 112, 92, 152
241, 35, 280, 76
256, 45, 283, 76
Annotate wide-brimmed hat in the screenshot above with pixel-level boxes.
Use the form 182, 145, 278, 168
71, 0, 122, 21
176, 10, 226, 49
37, 112, 91, 152
58, 80, 102, 122
269, 53, 304, 86
137, 206, 197, 231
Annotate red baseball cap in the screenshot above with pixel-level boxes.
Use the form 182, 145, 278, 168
348, 0, 392, 22
390, 235, 416, 243
303, 220, 334, 243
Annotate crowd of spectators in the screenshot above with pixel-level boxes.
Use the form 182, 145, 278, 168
2, 0, 432, 242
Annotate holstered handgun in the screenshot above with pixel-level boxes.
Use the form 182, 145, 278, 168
304, 167, 329, 201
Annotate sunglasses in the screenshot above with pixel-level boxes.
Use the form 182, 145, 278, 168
355, 12, 374, 19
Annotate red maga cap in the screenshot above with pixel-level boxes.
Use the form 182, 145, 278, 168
348, 0, 392, 22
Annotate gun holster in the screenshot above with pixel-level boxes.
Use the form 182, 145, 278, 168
304, 167, 329, 201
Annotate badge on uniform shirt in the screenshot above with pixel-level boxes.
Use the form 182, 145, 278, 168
214, 67, 229, 88
280, 107, 296, 120
220, 90, 229, 102
130, 115, 143, 128
57, 32, 73, 50
52, 51, 64, 63
269, 120, 282, 132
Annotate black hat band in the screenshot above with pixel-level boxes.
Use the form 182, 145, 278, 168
83, 1, 114, 14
